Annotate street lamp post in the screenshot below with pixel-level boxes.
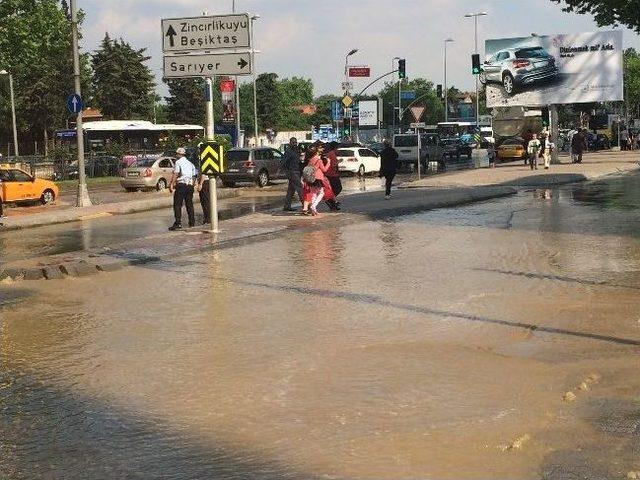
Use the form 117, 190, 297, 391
443, 39, 454, 122
0, 70, 18, 157
250, 15, 259, 146
464, 12, 487, 129
344, 48, 358, 140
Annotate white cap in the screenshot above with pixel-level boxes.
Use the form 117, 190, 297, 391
176, 147, 186, 155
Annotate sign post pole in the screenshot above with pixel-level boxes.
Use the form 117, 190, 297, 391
205, 77, 219, 233
70, 0, 91, 207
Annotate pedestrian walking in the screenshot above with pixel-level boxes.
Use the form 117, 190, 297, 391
323, 142, 341, 211
621, 129, 630, 151
379, 140, 399, 198
539, 132, 555, 170
0, 172, 4, 227
282, 137, 304, 212
527, 134, 541, 170
168, 147, 197, 231
301, 145, 335, 216
571, 129, 586, 163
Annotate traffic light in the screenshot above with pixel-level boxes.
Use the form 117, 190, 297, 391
398, 59, 406, 79
342, 119, 351, 137
437, 84, 443, 99
471, 54, 481, 75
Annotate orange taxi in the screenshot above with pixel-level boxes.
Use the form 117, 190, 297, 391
0, 165, 59, 205
496, 138, 526, 161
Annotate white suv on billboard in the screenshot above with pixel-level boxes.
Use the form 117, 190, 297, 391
480, 46, 559, 95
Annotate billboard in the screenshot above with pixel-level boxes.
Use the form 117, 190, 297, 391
220, 78, 236, 124
358, 100, 378, 126
483, 31, 623, 108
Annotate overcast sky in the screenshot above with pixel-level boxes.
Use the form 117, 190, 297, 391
81, 0, 640, 99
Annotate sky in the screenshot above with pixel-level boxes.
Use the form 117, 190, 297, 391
81, 0, 640, 99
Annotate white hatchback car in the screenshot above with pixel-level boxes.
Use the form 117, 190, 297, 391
336, 147, 380, 176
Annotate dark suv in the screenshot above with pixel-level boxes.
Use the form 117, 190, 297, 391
220, 147, 287, 188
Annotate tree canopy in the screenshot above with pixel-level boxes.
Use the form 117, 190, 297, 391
551, 0, 640, 33
91, 34, 155, 120
0, 0, 90, 149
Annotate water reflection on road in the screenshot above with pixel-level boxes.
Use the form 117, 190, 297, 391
0, 175, 396, 264
1, 173, 640, 479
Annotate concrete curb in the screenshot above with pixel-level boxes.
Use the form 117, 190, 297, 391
1, 189, 240, 231
0, 186, 517, 283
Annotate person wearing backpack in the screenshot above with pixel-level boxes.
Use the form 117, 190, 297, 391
301, 145, 334, 216
282, 137, 304, 212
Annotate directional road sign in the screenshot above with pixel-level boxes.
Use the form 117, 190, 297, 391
162, 14, 251, 52
163, 52, 252, 78
348, 66, 370, 78
200, 142, 225, 176
401, 90, 416, 100
331, 100, 342, 122
66, 94, 83, 114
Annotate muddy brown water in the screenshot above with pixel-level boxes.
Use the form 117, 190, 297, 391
1, 174, 640, 479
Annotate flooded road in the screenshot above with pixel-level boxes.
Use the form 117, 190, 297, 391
0, 175, 399, 263
1, 173, 640, 479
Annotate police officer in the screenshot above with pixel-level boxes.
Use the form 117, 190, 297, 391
168, 147, 197, 230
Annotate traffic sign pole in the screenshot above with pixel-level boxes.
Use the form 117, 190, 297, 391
205, 77, 219, 233
70, 0, 91, 207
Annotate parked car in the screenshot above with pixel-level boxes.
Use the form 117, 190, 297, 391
480, 46, 559, 95
367, 142, 385, 155
393, 134, 427, 167
220, 147, 287, 188
336, 147, 380, 176
0, 164, 59, 205
120, 156, 176, 192
496, 137, 527, 161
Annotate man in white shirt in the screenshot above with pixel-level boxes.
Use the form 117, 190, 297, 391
168, 147, 197, 230
527, 134, 541, 170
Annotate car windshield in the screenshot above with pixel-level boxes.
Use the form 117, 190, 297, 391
131, 158, 156, 167
226, 150, 250, 162
503, 139, 522, 146
336, 149, 355, 157
515, 47, 548, 59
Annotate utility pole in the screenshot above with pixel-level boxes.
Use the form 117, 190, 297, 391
233, 0, 241, 146
70, 0, 91, 207
250, 16, 259, 146
465, 12, 487, 129
444, 39, 454, 122
205, 76, 219, 232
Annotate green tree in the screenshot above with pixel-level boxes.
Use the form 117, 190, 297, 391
0, 0, 90, 152
377, 78, 445, 128
91, 34, 155, 120
309, 94, 340, 126
624, 48, 640, 118
164, 78, 206, 125
551, 1, 640, 33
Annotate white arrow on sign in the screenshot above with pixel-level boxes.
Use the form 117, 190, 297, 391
161, 14, 251, 52
72, 97, 78, 110
163, 52, 252, 78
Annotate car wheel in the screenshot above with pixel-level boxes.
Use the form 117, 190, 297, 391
256, 170, 269, 188
357, 164, 365, 177
156, 178, 167, 191
125, 187, 137, 192
502, 73, 515, 95
221, 180, 235, 188
41, 189, 55, 205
